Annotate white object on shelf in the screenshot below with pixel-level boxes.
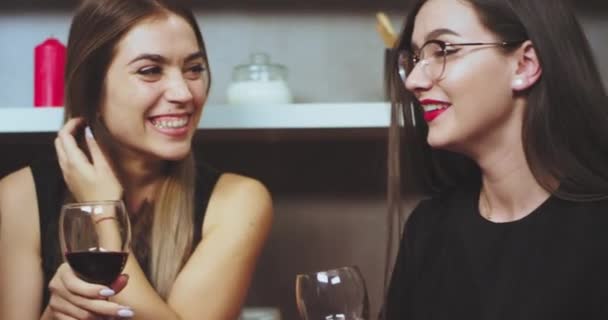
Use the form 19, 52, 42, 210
0, 103, 390, 133
227, 52, 293, 106
227, 80, 293, 106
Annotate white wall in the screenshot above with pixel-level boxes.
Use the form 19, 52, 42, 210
0, 10, 606, 108
0, 11, 396, 107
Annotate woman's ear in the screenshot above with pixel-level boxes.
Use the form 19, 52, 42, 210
511, 40, 542, 91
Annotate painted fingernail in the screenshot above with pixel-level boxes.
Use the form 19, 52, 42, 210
99, 288, 115, 297
85, 126, 94, 139
117, 308, 134, 317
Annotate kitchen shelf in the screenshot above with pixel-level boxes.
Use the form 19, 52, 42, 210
0, 103, 390, 192
0, 103, 391, 142
0, 103, 389, 132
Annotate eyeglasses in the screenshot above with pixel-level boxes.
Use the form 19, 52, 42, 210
397, 39, 524, 83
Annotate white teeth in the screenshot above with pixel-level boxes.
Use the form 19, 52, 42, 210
151, 117, 188, 129
422, 104, 449, 112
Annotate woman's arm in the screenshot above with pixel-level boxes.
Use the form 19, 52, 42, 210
0, 168, 45, 320
112, 173, 273, 319
0, 168, 130, 320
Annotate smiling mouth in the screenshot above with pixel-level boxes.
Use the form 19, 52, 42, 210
422, 104, 448, 112
420, 103, 451, 122
149, 115, 191, 129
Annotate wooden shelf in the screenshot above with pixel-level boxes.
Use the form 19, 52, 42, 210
0, 103, 390, 134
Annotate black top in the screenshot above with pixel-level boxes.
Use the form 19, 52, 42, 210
386, 185, 608, 320
30, 158, 221, 310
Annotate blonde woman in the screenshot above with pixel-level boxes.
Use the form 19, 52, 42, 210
0, 0, 273, 319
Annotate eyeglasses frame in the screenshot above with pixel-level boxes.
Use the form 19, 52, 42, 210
397, 39, 525, 83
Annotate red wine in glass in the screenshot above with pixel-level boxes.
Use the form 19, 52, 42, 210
60, 200, 131, 287
65, 251, 128, 286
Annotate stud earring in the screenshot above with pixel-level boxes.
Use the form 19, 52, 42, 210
513, 78, 525, 87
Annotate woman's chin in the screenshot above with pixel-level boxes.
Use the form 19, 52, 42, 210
426, 134, 448, 149
153, 145, 192, 162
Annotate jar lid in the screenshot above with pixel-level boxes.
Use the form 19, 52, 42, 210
232, 52, 288, 82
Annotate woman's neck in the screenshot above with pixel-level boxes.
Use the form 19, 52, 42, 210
459, 98, 551, 222
113, 151, 166, 216
475, 141, 551, 223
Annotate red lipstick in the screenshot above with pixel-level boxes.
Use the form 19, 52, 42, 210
419, 99, 451, 123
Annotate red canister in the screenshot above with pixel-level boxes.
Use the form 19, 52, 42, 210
34, 37, 66, 107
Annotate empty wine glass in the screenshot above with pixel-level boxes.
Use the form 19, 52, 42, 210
59, 200, 131, 286
296, 266, 369, 320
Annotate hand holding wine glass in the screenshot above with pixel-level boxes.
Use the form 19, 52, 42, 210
51, 200, 134, 319
296, 266, 370, 320
61, 200, 130, 285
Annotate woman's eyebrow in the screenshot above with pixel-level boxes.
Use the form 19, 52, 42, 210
127, 51, 205, 66
426, 28, 460, 41
128, 53, 167, 65
184, 51, 205, 63
411, 28, 461, 49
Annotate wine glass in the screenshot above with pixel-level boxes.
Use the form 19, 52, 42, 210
295, 266, 369, 320
59, 200, 131, 287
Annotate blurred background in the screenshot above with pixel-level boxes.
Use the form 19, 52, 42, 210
1, 0, 606, 319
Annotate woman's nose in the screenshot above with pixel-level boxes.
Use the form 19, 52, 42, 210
165, 72, 193, 103
404, 60, 433, 93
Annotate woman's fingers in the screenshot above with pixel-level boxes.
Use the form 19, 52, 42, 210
55, 137, 68, 168
51, 311, 81, 320
71, 295, 135, 318
84, 127, 112, 172
50, 264, 134, 318
48, 294, 95, 320
58, 124, 93, 172
57, 264, 116, 299
50, 293, 133, 319
61, 117, 86, 135
56, 120, 123, 201
52, 313, 80, 320
110, 274, 130, 294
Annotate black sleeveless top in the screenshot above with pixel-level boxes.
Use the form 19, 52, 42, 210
30, 159, 221, 310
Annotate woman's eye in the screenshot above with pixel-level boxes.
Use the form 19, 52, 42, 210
431, 49, 445, 58
185, 64, 206, 79
137, 66, 162, 76
444, 48, 459, 55
445, 48, 458, 55
188, 64, 205, 73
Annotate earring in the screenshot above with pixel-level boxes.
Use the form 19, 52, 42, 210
513, 78, 525, 87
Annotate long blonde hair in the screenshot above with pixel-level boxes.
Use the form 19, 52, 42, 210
149, 154, 196, 298
63, 0, 210, 298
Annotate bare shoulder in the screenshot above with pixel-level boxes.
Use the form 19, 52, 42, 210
0, 167, 45, 320
203, 173, 273, 235
0, 167, 40, 245
0, 166, 37, 204
212, 173, 272, 207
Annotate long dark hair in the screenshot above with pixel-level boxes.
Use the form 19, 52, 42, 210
389, 0, 608, 199
383, 0, 608, 312
64, 0, 210, 298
